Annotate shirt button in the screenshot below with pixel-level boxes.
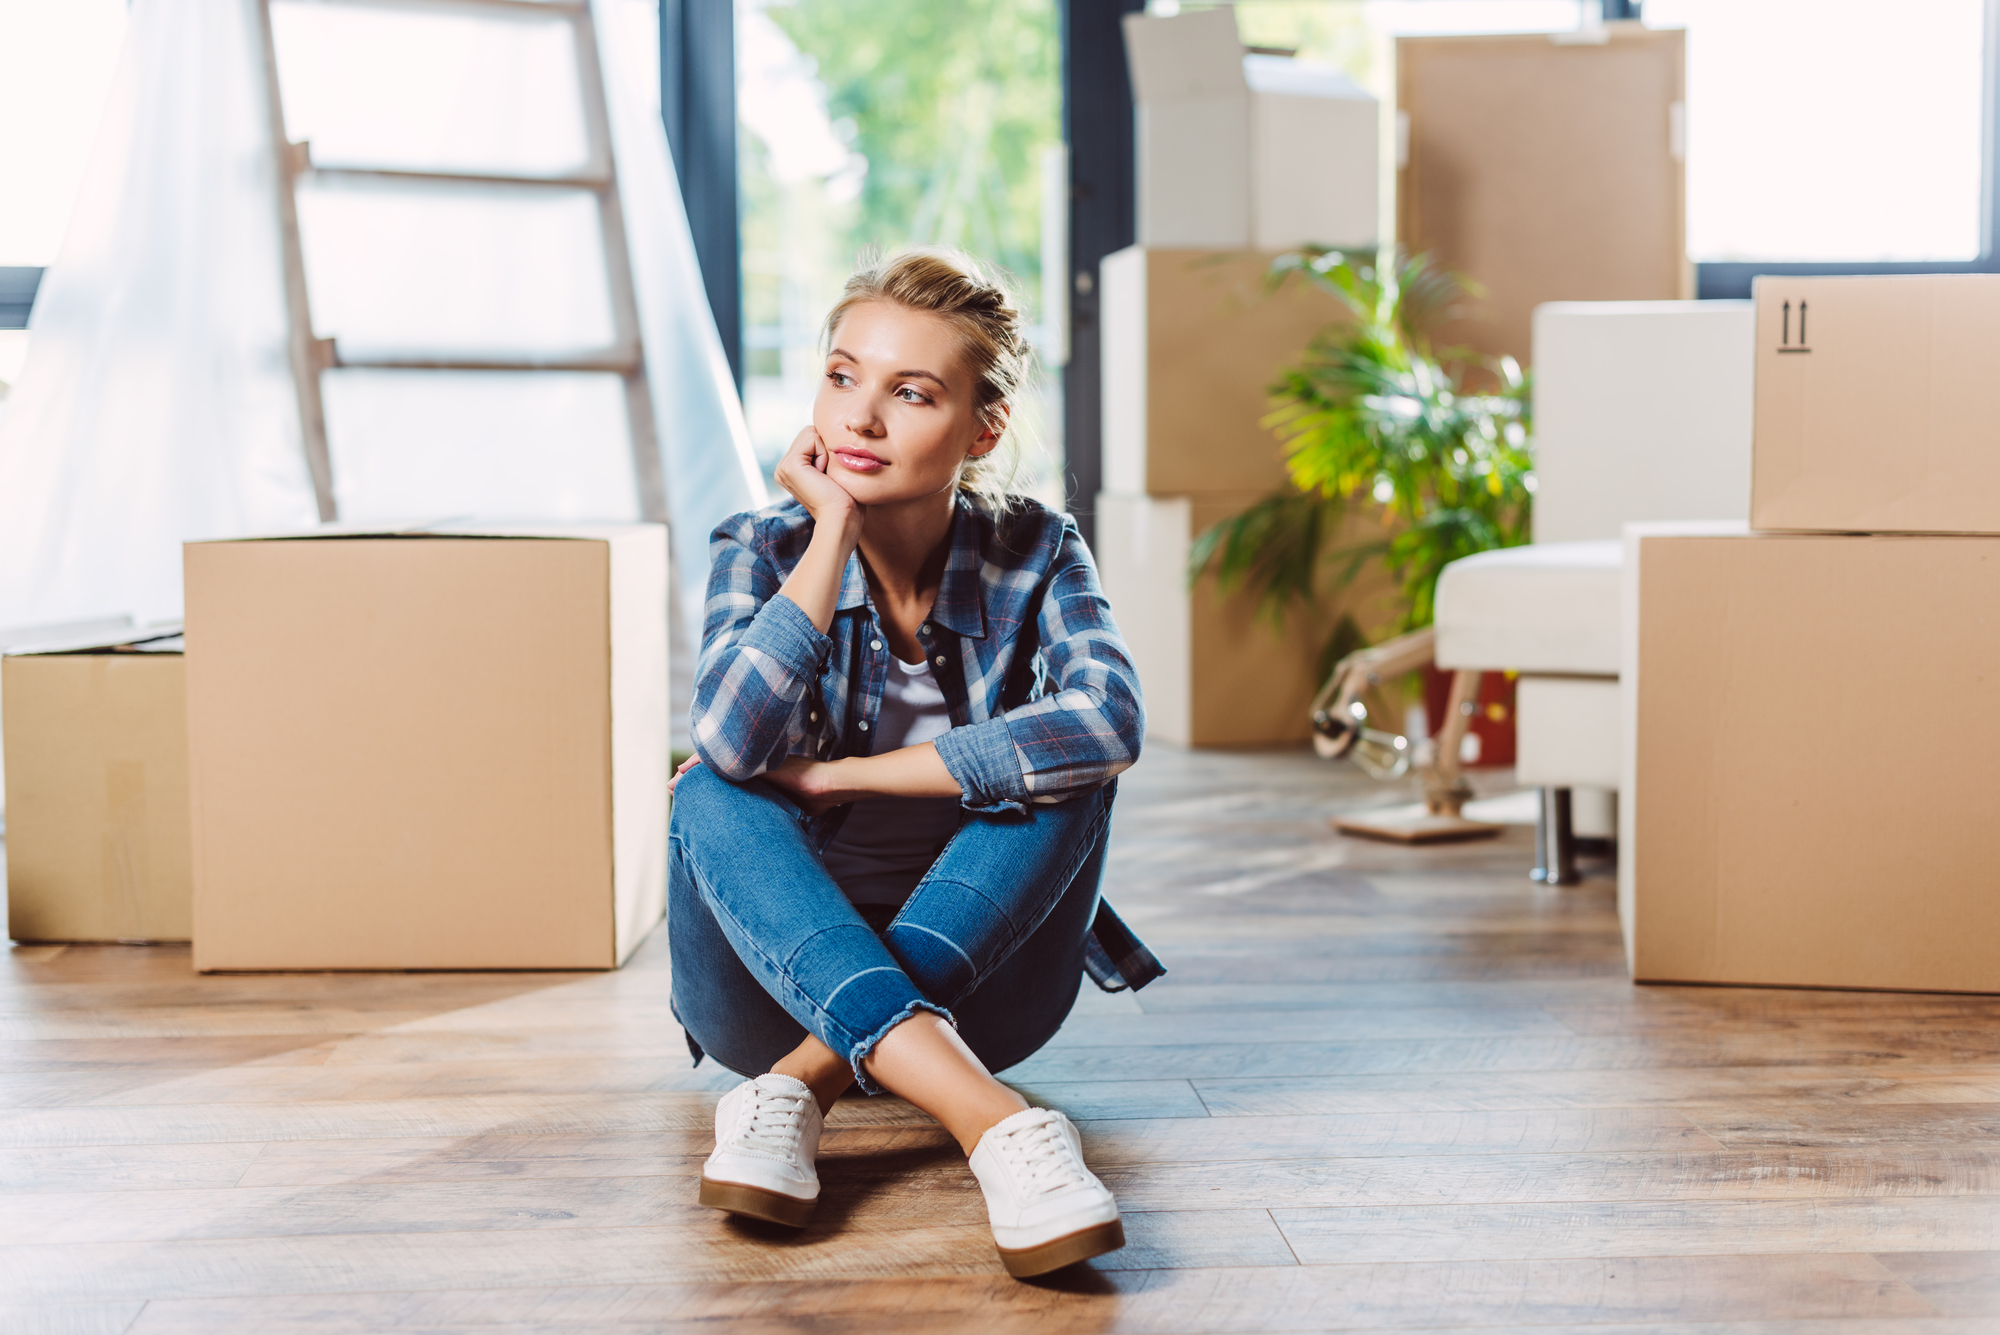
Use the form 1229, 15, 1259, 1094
809, 711, 818, 722
919, 623, 930, 635
934, 655, 947, 666
870, 639, 883, 651
858, 720, 870, 731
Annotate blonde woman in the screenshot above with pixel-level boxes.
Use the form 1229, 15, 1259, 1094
667, 249, 1158, 1277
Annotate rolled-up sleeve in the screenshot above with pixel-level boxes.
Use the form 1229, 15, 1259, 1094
689, 515, 828, 781
933, 518, 1145, 812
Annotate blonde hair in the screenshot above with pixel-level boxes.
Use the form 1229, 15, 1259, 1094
822, 248, 1033, 511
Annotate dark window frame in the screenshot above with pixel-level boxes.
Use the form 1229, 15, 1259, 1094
661, 0, 744, 389
1060, 0, 1147, 544
0, 267, 40, 331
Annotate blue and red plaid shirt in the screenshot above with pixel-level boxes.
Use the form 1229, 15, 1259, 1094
691, 494, 1162, 991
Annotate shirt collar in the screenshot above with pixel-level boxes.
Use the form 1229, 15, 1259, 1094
831, 497, 988, 639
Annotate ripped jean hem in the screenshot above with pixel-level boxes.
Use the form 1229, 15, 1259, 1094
845, 998, 955, 1095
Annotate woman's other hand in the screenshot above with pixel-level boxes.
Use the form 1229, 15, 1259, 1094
773, 426, 864, 548
669, 754, 702, 793
760, 755, 854, 817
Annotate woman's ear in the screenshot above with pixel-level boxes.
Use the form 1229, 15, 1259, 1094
967, 401, 1009, 459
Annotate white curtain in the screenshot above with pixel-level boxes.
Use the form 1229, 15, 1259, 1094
595, 0, 769, 730
0, 0, 766, 759
0, 0, 316, 636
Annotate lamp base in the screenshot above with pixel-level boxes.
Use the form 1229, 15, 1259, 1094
1331, 813, 1506, 845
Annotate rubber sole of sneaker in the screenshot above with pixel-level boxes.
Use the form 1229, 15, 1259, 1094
698, 1175, 816, 1227
997, 1217, 1126, 1278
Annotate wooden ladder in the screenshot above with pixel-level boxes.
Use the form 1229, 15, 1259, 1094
250, 0, 666, 527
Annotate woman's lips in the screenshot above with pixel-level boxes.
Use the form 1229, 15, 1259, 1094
833, 449, 886, 472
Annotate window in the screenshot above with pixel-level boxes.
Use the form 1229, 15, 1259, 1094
736, 0, 1064, 502
0, 0, 125, 382
1163, 0, 1998, 294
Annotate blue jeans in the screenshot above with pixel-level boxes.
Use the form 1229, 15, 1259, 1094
667, 763, 1116, 1093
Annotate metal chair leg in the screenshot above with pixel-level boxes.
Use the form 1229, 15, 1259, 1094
1532, 787, 1579, 885
1531, 787, 1552, 882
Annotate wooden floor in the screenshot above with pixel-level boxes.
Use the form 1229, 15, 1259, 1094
4, 746, 2000, 1333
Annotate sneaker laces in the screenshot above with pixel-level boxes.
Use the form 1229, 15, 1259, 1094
993, 1111, 1091, 1198
731, 1080, 812, 1159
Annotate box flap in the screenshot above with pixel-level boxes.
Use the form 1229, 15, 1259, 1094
0, 615, 135, 651
187, 520, 661, 547
1243, 55, 1374, 102
4, 622, 185, 657
1123, 9, 1246, 101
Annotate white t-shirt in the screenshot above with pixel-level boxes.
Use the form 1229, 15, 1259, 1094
820, 654, 963, 907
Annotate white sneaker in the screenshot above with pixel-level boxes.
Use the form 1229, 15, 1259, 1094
698, 1073, 823, 1226
968, 1107, 1124, 1276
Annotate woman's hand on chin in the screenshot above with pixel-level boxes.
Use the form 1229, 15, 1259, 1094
761, 755, 857, 817
774, 427, 864, 547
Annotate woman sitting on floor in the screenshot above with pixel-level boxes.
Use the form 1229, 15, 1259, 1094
667, 248, 1160, 1278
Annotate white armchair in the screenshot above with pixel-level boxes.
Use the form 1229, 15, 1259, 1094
1433, 300, 1753, 881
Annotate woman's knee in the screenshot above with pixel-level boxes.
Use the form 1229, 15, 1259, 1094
669, 762, 803, 857
669, 759, 743, 826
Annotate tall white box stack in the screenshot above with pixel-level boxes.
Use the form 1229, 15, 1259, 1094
1098, 10, 1386, 745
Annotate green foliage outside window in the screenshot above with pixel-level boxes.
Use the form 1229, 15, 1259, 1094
765, 0, 1058, 298
1191, 248, 1535, 639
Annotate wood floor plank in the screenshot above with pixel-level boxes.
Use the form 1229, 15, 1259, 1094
1041, 1006, 1578, 1046
1130, 978, 1643, 1013
1873, 1250, 2000, 1317
0, 1142, 265, 1194
1082, 1107, 1720, 1162
1191, 1065, 2000, 1117
0, 1208, 1290, 1299
229, 1127, 951, 1189
124, 1315, 2000, 1335
1274, 1198, 2000, 1263
0, 1080, 1194, 1151
1106, 1150, 2000, 1212
1689, 1103, 2000, 1149
0, 1301, 146, 1335
100, 1255, 1940, 1330
0, 1036, 349, 1073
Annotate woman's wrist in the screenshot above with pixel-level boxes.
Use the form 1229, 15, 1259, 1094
809, 497, 864, 553
816, 746, 962, 804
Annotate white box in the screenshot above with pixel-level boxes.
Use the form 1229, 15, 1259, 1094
1124, 9, 1377, 251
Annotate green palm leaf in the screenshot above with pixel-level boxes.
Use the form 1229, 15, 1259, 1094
1193, 249, 1534, 642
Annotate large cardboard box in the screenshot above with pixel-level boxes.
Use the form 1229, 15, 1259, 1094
1101, 247, 1347, 498
2, 628, 192, 943
1123, 8, 1377, 251
184, 524, 668, 971
1620, 523, 2000, 992
1097, 492, 1394, 747
1397, 28, 1687, 368
1752, 274, 2000, 534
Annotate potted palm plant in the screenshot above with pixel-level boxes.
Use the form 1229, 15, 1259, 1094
1190, 246, 1534, 755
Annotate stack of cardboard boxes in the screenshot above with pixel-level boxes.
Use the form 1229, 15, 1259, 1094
2, 523, 669, 972
1098, 9, 1387, 745
1622, 275, 2000, 993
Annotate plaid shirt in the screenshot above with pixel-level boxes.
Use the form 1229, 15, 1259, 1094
691, 495, 1162, 991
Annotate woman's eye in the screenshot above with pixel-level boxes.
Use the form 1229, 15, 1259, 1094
897, 386, 929, 403
827, 370, 852, 386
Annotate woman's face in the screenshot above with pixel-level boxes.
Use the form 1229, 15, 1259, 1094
812, 300, 998, 508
